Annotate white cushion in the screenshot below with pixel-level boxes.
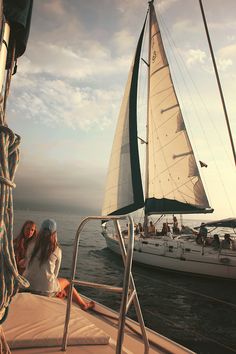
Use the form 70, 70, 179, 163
3, 292, 110, 348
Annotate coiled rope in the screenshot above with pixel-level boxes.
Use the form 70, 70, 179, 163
0, 123, 30, 353
0, 124, 30, 313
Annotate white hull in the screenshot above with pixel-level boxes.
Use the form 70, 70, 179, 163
102, 231, 236, 280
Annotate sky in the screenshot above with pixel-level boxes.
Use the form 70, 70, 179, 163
6, 0, 236, 220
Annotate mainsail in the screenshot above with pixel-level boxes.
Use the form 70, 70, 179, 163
145, 2, 212, 215
102, 2, 213, 217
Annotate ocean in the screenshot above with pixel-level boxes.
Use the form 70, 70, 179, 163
13, 209, 236, 354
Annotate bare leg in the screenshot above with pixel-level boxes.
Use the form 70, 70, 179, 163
57, 278, 95, 310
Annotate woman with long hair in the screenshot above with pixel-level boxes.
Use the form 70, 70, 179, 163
23, 219, 94, 311
14, 220, 37, 275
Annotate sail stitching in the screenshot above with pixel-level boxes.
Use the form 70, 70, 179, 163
150, 64, 168, 78
150, 175, 200, 205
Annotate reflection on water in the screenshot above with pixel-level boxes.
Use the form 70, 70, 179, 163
14, 209, 236, 354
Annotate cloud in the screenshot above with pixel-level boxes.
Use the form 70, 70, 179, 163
218, 58, 233, 71
157, 0, 179, 13
173, 19, 199, 34
218, 44, 236, 60
10, 3, 138, 134
18, 41, 112, 80
186, 49, 206, 66
9, 75, 121, 131
41, 0, 65, 17
113, 30, 136, 55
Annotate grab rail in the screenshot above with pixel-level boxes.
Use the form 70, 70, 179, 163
61, 215, 149, 354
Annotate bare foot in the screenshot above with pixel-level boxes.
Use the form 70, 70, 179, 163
81, 301, 95, 311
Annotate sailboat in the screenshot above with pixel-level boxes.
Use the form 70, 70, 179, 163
0, 2, 197, 354
101, 1, 236, 280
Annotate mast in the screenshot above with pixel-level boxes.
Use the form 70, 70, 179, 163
199, 0, 236, 167
144, 0, 153, 234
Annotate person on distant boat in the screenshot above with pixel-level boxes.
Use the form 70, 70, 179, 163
23, 219, 94, 311
211, 234, 220, 250
148, 221, 156, 235
122, 223, 129, 236
137, 222, 144, 233
172, 216, 180, 234
196, 222, 208, 245
161, 222, 170, 236
221, 234, 232, 250
14, 220, 38, 275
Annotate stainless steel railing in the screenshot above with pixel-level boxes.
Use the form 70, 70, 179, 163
61, 214, 149, 354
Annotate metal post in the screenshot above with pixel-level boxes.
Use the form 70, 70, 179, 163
114, 219, 150, 354
0, 21, 9, 93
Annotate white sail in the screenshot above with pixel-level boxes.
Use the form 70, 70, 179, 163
102, 66, 134, 215
102, 3, 212, 217
102, 23, 145, 216
145, 3, 212, 215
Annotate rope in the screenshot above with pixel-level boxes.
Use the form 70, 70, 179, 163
0, 6, 30, 352
0, 326, 10, 354
0, 124, 30, 312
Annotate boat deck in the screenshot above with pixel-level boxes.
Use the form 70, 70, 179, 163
4, 292, 194, 354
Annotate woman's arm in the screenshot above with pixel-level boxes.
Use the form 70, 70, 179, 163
54, 248, 62, 278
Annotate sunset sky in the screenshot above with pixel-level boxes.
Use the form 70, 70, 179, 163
6, 0, 236, 220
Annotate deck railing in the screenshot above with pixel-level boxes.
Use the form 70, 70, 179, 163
61, 215, 149, 354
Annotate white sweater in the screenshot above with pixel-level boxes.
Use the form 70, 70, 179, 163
23, 243, 62, 296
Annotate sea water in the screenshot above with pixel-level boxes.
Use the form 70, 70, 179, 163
13, 209, 236, 354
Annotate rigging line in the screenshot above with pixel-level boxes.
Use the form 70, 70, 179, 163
199, 0, 236, 168
156, 13, 211, 195
150, 141, 196, 205
156, 12, 209, 156
144, 308, 236, 353
153, 215, 164, 226
157, 9, 235, 215
164, 185, 200, 204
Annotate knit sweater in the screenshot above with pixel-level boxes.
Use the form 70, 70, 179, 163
23, 243, 62, 296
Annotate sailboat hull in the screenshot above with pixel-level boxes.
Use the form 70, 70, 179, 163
102, 231, 236, 280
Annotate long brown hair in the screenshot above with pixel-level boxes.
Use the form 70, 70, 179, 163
29, 228, 58, 266
14, 220, 37, 262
